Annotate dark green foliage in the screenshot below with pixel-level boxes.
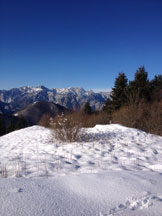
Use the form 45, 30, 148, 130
0, 118, 6, 136
111, 72, 128, 110
102, 73, 128, 113
134, 66, 148, 84
16, 116, 28, 129
6, 117, 16, 133
83, 102, 92, 115
150, 75, 162, 101
102, 65, 162, 135
151, 74, 162, 89
128, 66, 150, 104
102, 98, 113, 114
6, 116, 29, 134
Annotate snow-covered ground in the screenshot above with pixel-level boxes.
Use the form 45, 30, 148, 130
0, 124, 162, 215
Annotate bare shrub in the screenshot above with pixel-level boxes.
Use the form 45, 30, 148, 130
81, 112, 111, 128
144, 101, 162, 135
14, 163, 22, 177
51, 113, 83, 142
51, 111, 112, 142
1, 164, 8, 178
112, 101, 162, 136
112, 105, 138, 128
38, 114, 51, 127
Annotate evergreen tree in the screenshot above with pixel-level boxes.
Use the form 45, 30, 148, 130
128, 66, 150, 104
150, 75, 162, 101
111, 72, 128, 110
6, 117, 16, 133
102, 98, 113, 114
83, 102, 92, 115
0, 118, 6, 136
16, 116, 27, 130
151, 74, 162, 88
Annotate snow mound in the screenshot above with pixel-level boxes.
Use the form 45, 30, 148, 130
0, 124, 162, 178
1, 124, 162, 215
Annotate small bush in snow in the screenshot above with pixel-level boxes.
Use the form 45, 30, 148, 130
1, 164, 8, 178
51, 113, 83, 142
38, 114, 51, 128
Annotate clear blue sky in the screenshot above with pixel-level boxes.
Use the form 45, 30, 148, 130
0, 0, 162, 91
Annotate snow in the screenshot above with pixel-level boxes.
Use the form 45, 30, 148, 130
33, 87, 43, 92
0, 124, 162, 215
0, 171, 162, 216
52, 87, 86, 96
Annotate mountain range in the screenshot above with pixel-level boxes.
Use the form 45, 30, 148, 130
0, 86, 110, 114
17, 101, 69, 125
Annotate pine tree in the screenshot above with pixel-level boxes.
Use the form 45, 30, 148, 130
0, 118, 6, 136
150, 75, 162, 101
83, 102, 92, 115
16, 116, 27, 130
6, 117, 16, 133
102, 98, 113, 114
128, 66, 150, 104
111, 72, 128, 110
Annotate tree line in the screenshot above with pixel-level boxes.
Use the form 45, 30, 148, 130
0, 115, 29, 136
103, 66, 162, 135
103, 66, 162, 113
0, 66, 162, 136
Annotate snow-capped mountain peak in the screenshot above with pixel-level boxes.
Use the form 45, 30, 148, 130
0, 86, 111, 114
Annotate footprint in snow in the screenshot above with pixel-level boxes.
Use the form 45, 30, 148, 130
99, 192, 162, 216
88, 161, 95, 166
10, 188, 23, 193
18, 188, 23, 193
152, 149, 158, 155
74, 154, 82, 159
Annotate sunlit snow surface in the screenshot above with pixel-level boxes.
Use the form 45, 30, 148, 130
1, 124, 162, 177
0, 124, 162, 216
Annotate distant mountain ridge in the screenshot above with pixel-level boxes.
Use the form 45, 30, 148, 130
0, 86, 110, 114
17, 101, 69, 125
0, 101, 13, 114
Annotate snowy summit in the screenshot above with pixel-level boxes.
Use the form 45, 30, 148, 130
0, 124, 162, 215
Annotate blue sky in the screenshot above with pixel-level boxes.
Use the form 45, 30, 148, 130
0, 0, 162, 91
